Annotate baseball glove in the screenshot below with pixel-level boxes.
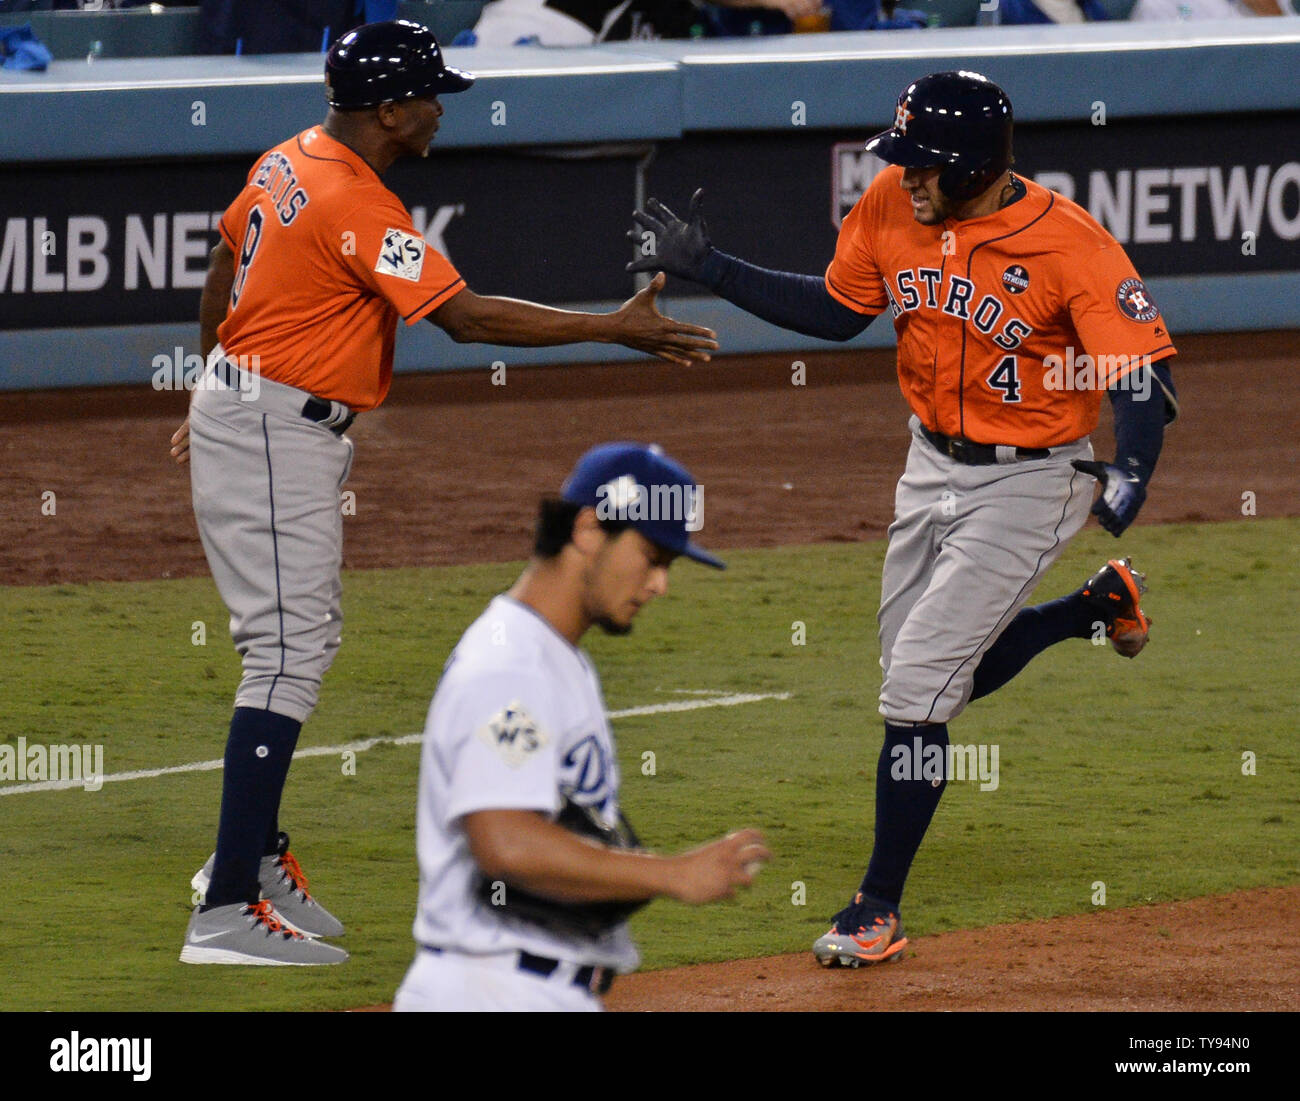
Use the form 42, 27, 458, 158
475, 796, 649, 939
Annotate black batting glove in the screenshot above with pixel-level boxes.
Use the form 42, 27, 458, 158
627, 189, 714, 282
1071, 459, 1147, 537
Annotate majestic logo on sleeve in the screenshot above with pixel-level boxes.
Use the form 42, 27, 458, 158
476, 703, 548, 768
1116, 278, 1160, 322
375, 228, 426, 281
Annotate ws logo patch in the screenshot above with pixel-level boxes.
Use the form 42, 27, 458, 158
476, 702, 549, 768
375, 227, 426, 281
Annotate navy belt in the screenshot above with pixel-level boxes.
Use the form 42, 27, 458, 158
919, 424, 1049, 465
421, 945, 615, 996
214, 358, 356, 436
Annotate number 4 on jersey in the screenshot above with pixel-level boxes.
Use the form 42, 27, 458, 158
987, 355, 1021, 403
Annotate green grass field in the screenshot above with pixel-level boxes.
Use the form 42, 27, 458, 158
1, 519, 1297, 1011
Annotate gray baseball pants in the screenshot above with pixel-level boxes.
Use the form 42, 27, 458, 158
878, 415, 1094, 725
188, 349, 354, 723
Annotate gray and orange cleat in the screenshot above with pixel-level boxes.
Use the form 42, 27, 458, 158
813, 895, 908, 968
180, 900, 348, 966
191, 832, 344, 939
1081, 557, 1152, 658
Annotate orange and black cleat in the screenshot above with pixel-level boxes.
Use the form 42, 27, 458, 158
812, 910, 908, 969
1082, 557, 1151, 659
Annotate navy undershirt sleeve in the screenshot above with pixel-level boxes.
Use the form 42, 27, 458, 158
1109, 358, 1176, 488
696, 249, 876, 342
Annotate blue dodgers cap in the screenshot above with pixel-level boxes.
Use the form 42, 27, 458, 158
561, 442, 724, 570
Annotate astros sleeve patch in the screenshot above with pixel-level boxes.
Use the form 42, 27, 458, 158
1068, 246, 1177, 375
1114, 278, 1159, 323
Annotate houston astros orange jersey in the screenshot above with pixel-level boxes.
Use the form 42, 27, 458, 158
216, 126, 466, 411
826, 166, 1176, 449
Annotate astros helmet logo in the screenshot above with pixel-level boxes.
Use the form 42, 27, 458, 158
894, 102, 914, 133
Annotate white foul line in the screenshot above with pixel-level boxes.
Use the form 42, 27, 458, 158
608, 692, 789, 719
0, 692, 791, 797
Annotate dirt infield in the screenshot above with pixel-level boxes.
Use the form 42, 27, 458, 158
347, 887, 1299, 1013
1, 331, 1297, 587
604, 887, 1300, 1012
4, 329, 1297, 1011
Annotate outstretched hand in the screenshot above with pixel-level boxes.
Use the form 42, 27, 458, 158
610, 271, 718, 366
627, 189, 714, 282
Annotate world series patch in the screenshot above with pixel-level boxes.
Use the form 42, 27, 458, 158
375, 228, 426, 282
476, 702, 549, 768
1116, 277, 1159, 322
1002, 265, 1029, 295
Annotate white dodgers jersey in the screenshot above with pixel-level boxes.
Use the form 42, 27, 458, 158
411, 595, 640, 972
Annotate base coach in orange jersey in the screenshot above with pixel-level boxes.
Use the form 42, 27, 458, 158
169, 19, 718, 966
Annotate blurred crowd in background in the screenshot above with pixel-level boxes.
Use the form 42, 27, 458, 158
0, 0, 1293, 61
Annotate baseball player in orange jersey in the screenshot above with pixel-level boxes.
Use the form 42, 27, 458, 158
169, 20, 717, 966
629, 71, 1179, 966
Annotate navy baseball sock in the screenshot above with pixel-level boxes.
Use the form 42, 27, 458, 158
203, 707, 302, 909
969, 591, 1097, 701
852, 721, 950, 914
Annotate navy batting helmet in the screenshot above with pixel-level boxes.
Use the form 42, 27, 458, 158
325, 20, 473, 110
865, 71, 1013, 201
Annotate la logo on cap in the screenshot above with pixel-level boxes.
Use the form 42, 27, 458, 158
597, 475, 644, 515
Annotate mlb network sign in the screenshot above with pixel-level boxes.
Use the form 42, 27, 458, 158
832, 144, 890, 230
830, 115, 1300, 275
831, 143, 1300, 242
